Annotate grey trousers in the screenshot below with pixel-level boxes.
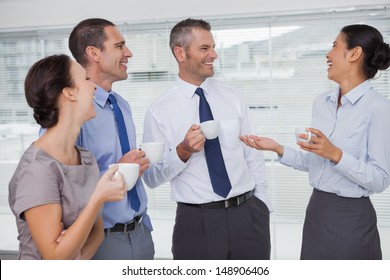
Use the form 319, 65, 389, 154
172, 196, 270, 260
301, 188, 382, 260
92, 221, 155, 260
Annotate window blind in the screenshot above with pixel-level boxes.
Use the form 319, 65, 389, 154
0, 6, 389, 257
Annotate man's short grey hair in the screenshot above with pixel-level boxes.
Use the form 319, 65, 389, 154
169, 18, 211, 56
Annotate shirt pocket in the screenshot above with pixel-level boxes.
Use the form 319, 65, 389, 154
219, 119, 241, 149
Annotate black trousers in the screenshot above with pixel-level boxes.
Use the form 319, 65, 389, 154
172, 196, 270, 260
301, 188, 382, 260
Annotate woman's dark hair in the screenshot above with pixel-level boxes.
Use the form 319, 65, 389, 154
24, 54, 73, 128
341, 24, 390, 79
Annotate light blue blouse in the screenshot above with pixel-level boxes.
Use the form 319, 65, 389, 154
280, 80, 390, 198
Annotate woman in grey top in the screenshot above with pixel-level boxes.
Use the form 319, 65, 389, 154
8, 54, 126, 259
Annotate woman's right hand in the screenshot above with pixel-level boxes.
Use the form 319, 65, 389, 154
240, 135, 284, 156
93, 165, 126, 203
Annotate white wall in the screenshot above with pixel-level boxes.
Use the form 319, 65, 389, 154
0, 0, 388, 30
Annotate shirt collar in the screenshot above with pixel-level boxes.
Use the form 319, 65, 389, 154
175, 76, 211, 99
344, 80, 372, 104
326, 87, 339, 104
93, 85, 112, 108
326, 80, 372, 105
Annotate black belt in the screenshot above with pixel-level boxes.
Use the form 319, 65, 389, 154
180, 190, 254, 209
104, 215, 143, 233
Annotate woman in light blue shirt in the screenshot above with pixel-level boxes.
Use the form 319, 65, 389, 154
241, 24, 390, 259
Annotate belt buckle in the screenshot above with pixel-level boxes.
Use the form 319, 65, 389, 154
224, 197, 240, 208
236, 196, 242, 206
223, 192, 251, 209
123, 221, 133, 233
123, 215, 143, 233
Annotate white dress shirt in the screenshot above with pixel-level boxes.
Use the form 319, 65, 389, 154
142, 77, 271, 210
280, 80, 390, 197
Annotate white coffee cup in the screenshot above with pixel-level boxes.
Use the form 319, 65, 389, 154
109, 163, 139, 190
295, 127, 312, 143
140, 142, 164, 163
200, 120, 220, 139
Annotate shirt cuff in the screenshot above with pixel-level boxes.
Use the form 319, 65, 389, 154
165, 147, 187, 174
278, 146, 295, 167
333, 150, 356, 174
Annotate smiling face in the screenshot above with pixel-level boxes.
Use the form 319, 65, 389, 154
98, 26, 133, 86
177, 28, 218, 86
325, 32, 352, 84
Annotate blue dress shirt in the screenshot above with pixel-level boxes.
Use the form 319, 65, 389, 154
77, 86, 152, 230
280, 80, 390, 198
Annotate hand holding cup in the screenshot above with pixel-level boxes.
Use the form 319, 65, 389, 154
200, 120, 220, 139
139, 142, 164, 163
295, 127, 312, 143
109, 163, 139, 190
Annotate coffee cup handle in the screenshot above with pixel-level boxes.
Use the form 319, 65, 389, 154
306, 131, 312, 142
113, 171, 120, 180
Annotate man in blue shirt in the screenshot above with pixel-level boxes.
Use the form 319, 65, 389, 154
69, 18, 154, 259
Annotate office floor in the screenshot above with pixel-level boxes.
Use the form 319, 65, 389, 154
0, 251, 17, 260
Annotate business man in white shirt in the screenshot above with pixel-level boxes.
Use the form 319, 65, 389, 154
142, 18, 271, 260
